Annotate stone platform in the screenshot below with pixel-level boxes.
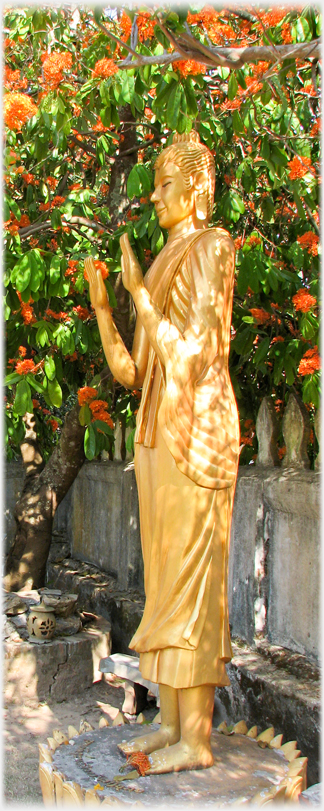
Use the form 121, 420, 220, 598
47, 556, 320, 786
39, 721, 308, 806
4, 615, 111, 703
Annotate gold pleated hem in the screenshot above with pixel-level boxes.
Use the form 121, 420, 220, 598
139, 647, 231, 689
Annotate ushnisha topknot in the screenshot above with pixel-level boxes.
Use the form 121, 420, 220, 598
172, 131, 201, 144
155, 130, 215, 221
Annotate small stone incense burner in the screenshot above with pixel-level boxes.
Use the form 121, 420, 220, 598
27, 601, 56, 640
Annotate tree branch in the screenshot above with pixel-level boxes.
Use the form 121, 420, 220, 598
113, 38, 320, 71
18, 216, 110, 239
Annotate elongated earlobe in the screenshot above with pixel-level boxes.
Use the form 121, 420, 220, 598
195, 190, 208, 221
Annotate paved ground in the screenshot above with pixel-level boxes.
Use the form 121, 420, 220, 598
3, 677, 157, 806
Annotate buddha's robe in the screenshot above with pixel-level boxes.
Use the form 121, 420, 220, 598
130, 228, 240, 688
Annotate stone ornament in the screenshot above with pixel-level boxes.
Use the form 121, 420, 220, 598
38, 716, 308, 806
282, 391, 310, 468
255, 396, 279, 467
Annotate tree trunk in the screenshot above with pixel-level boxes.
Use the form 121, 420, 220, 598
109, 105, 138, 350
4, 405, 86, 592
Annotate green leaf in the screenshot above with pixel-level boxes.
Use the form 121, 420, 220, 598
57, 94, 66, 114
127, 165, 142, 199
166, 81, 181, 130
26, 375, 44, 393
236, 69, 246, 90
79, 404, 92, 426
92, 419, 113, 436
253, 337, 270, 365
100, 105, 111, 128
125, 427, 135, 453
11, 254, 31, 292
273, 352, 285, 385
296, 16, 310, 41
260, 86, 272, 106
47, 378, 62, 408
231, 192, 245, 213
44, 355, 56, 381
93, 6, 103, 25
36, 323, 51, 347
136, 164, 152, 194
284, 354, 296, 386
270, 144, 288, 167
184, 79, 198, 116
96, 137, 106, 167
51, 208, 62, 230
5, 372, 21, 386
260, 139, 270, 160
302, 377, 320, 408
292, 188, 306, 219
50, 255, 61, 284
121, 73, 135, 105
4, 199, 10, 221
151, 226, 164, 254
232, 110, 244, 135
231, 327, 255, 355
228, 72, 238, 100
106, 279, 117, 308
127, 164, 152, 199
78, 324, 89, 354
261, 196, 274, 222
29, 249, 46, 292
13, 379, 33, 416
147, 212, 158, 238
288, 242, 304, 270
300, 313, 316, 340
222, 190, 245, 223
84, 424, 96, 460
152, 80, 173, 113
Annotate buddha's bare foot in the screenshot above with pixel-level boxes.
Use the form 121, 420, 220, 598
117, 727, 180, 757
146, 741, 214, 774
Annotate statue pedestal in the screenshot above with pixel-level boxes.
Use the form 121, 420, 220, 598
39, 721, 307, 805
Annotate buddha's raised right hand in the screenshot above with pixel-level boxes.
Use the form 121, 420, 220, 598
84, 257, 109, 310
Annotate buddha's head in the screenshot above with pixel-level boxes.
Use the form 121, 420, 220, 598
152, 131, 215, 227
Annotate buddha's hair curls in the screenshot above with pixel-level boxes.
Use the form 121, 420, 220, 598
155, 131, 215, 221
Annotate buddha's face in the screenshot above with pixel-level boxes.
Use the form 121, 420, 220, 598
151, 162, 195, 230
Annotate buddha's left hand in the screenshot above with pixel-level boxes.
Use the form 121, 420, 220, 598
120, 233, 144, 296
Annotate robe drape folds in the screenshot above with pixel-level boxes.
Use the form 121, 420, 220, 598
130, 228, 240, 688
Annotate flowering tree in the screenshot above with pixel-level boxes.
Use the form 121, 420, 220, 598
4, 5, 320, 590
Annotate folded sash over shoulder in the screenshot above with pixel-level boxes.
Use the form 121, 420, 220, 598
135, 229, 239, 491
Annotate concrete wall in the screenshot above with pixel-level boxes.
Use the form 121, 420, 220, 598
228, 466, 320, 662
68, 461, 143, 591
5, 459, 320, 662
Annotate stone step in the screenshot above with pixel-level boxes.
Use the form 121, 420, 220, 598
100, 652, 160, 714
100, 652, 159, 697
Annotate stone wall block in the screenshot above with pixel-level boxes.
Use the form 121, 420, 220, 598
282, 391, 310, 468
228, 470, 264, 644
255, 397, 279, 467
314, 408, 320, 470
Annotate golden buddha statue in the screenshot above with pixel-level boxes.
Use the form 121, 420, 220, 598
84, 131, 240, 775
